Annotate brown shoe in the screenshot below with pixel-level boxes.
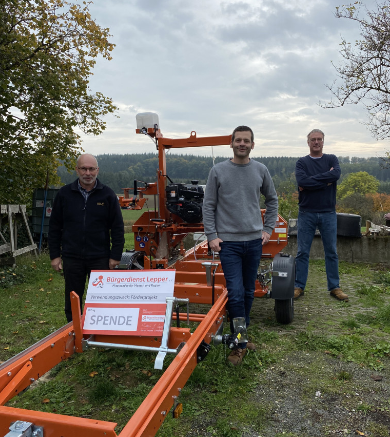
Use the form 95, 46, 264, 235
246, 341, 256, 351
330, 288, 349, 302
294, 287, 304, 299
227, 348, 247, 366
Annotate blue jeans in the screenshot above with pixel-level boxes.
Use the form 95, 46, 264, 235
219, 239, 263, 335
295, 211, 339, 292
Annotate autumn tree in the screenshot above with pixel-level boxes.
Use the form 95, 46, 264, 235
337, 171, 379, 200
370, 192, 390, 212
324, 2, 390, 142
0, 0, 117, 205
338, 192, 390, 222
366, 192, 390, 222
337, 192, 374, 221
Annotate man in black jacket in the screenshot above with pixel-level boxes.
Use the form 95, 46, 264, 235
49, 153, 125, 321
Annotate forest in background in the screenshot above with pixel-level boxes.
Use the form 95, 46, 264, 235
57, 153, 390, 195
55, 153, 390, 224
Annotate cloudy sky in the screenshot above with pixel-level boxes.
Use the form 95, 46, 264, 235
77, 0, 387, 159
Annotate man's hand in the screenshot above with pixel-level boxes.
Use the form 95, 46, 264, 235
51, 257, 62, 271
262, 231, 271, 245
109, 258, 120, 269
299, 186, 304, 191
209, 238, 223, 252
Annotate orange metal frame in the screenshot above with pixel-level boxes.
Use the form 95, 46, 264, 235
0, 127, 287, 436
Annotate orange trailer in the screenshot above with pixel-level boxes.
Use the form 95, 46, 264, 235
0, 113, 294, 436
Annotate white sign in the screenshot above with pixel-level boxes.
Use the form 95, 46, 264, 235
83, 307, 139, 331
82, 270, 176, 336
85, 270, 176, 304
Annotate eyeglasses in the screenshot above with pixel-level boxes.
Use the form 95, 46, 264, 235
77, 167, 98, 173
309, 138, 324, 143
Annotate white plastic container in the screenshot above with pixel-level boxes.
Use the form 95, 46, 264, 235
136, 112, 159, 130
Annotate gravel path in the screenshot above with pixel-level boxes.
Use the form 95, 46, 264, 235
239, 263, 390, 437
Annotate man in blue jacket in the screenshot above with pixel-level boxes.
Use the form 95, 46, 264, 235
294, 129, 348, 302
49, 153, 125, 321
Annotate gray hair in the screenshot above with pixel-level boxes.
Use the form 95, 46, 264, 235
307, 129, 325, 141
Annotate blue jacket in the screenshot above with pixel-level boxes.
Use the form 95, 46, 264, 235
295, 154, 341, 212
48, 179, 124, 261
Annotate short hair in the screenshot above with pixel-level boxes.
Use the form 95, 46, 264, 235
76, 153, 98, 167
307, 129, 325, 141
231, 126, 254, 143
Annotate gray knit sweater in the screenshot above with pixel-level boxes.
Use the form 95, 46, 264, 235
203, 159, 278, 242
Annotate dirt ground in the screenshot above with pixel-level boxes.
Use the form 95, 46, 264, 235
240, 262, 390, 437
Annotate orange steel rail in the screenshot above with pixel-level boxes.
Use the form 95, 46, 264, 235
0, 407, 118, 437
0, 324, 75, 405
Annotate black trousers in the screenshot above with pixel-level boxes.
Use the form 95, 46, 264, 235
62, 257, 109, 322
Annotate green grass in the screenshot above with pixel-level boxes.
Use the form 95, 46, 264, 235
0, 256, 68, 357
121, 209, 144, 222
122, 209, 143, 250
1, 255, 390, 436
124, 233, 135, 250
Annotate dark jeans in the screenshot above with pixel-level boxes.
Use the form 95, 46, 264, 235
295, 210, 339, 292
63, 257, 109, 322
218, 239, 263, 336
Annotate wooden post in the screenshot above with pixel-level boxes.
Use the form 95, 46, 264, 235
365, 220, 371, 236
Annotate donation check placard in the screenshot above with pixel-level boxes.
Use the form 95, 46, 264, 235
82, 269, 175, 336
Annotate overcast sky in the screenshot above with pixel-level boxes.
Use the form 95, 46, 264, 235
77, 0, 387, 159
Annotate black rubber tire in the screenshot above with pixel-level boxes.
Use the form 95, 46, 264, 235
274, 298, 294, 324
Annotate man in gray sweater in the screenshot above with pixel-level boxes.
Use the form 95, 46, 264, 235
203, 126, 278, 365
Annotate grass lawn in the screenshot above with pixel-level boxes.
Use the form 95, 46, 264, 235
121, 209, 144, 223
122, 209, 143, 250
1, 254, 390, 436
121, 209, 143, 242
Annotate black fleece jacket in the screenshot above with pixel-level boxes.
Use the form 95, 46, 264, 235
48, 179, 124, 261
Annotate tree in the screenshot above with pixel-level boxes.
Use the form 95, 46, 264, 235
275, 173, 297, 197
277, 192, 299, 220
336, 192, 374, 221
0, 0, 117, 205
337, 171, 379, 200
324, 2, 390, 141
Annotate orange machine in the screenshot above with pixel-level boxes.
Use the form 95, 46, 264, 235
0, 113, 294, 436
118, 188, 146, 210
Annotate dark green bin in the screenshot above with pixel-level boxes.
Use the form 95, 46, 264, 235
31, 188, 60, 238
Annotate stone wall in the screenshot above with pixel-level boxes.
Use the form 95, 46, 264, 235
282, 235, 390, 265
